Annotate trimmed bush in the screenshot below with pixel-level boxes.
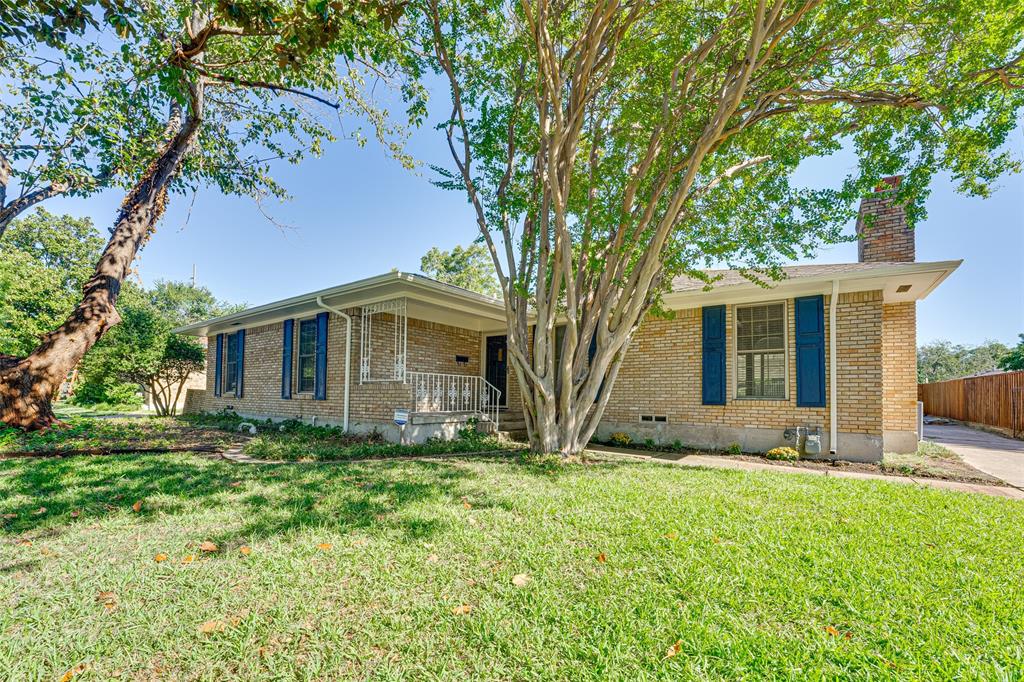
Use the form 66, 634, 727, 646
609, 432, 632, 447
766, 446, 800, 461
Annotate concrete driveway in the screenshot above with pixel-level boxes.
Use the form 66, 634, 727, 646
924, 423, 1024, 489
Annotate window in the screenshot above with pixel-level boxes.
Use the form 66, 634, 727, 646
224, 332, 238, 394
297, 319, 317, 393
735, 302, 786, 399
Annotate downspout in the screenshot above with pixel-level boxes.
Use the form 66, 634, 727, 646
316, 296, 352, 432
829, 280, 839, 455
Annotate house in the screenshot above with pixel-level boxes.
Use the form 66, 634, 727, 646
175, 179, 959, 462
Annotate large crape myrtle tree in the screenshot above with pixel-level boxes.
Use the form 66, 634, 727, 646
1, 0, 419, 428
415, 0, 1023, 455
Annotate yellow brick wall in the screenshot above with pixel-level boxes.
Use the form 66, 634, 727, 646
600, 292, 883, 435
882, 302, 918, 432
194, 310, 482, 424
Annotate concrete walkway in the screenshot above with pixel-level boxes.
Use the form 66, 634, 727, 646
924, 423, 1024, 489
587, 445, 1024, 500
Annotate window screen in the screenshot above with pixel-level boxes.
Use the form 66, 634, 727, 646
298, 319, 317, 393
735, 303, 786, 399
223, 333, 238, 394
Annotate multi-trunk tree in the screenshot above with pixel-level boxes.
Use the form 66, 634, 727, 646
417, 0, 1024, 455
1, 0, 419, 428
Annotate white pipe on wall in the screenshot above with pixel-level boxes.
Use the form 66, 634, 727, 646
316, 296, 352, 432
829, 280, 839, 455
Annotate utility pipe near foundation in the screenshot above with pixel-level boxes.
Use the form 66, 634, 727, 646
829, 280, 839, 455
316, 296, 352, 432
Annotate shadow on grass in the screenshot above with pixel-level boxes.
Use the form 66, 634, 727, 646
0, 450, 644, 557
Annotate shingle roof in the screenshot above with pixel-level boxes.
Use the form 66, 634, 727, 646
670, 262, 912, 292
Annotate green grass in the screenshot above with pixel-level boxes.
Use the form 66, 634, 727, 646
0, 416, 235, 454
53, 402, 146, 418
882, 440, 1002, 484
2, 453, 1022, 680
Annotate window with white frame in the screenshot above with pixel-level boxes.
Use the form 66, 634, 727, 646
735, 302, 786, 399
297, 318, 317, 393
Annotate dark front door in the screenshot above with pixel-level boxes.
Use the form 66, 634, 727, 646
485, 335, 508, 407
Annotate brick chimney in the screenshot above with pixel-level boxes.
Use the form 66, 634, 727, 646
855, 176, 914, 263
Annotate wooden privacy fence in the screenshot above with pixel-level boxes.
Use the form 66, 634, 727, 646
918, 371, 1024, 437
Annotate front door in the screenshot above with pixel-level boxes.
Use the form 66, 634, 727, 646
485, 335, 508, 407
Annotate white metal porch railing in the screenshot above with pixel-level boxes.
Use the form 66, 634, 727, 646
407, 371, 501, 430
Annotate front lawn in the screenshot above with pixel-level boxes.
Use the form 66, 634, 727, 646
0, 414, 512, 461
2, 452, 1022, 679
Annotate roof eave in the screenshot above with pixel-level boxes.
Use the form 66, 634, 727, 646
662, 259, 962, 309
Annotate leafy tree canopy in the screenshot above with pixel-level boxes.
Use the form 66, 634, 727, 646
0, 208, 105, 356
420, 242, 500, 297
1, 0, 424, 235
917, 339, 1011, 384
415, 0, 1024, 453
75, 279, 237, 412
147, 279, 244, 326
998, 334, 1024, 372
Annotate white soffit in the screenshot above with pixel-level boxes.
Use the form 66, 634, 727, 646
662, 261, 961, 310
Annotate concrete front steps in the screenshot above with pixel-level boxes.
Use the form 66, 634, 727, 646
496, 410, 528, 442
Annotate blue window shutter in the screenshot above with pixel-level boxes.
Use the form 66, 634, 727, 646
702, 306, 726, 405
214, 334, 223, 397
281, 319, 293, 399
314, 311, 328, 400
235, 329, 245, 398
794, 295, 826, 407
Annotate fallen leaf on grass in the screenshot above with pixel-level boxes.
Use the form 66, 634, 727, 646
199, 541, 218, 552
96, 591, 117, 610
34, 506, 47, 515
351, 538, 368, 547
596, 553, 607, 563
462, 500, 473, 510
181, 555, 195, 564
664, 640, 682, 660
511, 573, 531, 587
2, 513, 16, 520
662, 531, 678, 540
228, 481, 242, 488
239, 546, 251, 556
59, 663, 88, 681
18, 539, 32, 547
154, 554, 168, 562
70, 510, 80, 519
131, 500, 143, 513
317, 543, 333, 551
825, 626, 840, 637
199, 620, 227, 634
426, 554, 439, 563
451, 604, 473, 616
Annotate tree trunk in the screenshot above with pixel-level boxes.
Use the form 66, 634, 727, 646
511, 321, 637, 458
0, 90, 201, 430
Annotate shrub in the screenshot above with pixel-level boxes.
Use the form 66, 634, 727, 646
727, 442, 742, 455
71, 377, 142, 408
671, 440, 685, 452
643, 438, 656, 449
766, 446, 800, 461
609, 432, 632, 447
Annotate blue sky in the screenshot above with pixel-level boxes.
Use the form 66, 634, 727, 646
43, 98, 1023, 348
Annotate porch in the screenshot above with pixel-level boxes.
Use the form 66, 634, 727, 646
354, 293, 521, 439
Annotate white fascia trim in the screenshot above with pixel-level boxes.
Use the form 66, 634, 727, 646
173, 271, 507, 336
661, 260, 962, 310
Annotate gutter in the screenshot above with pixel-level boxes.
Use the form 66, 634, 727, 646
316, 296, 352, 432
829, 280, 839, 455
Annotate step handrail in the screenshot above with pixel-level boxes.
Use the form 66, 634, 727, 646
406, 371, 501, 431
